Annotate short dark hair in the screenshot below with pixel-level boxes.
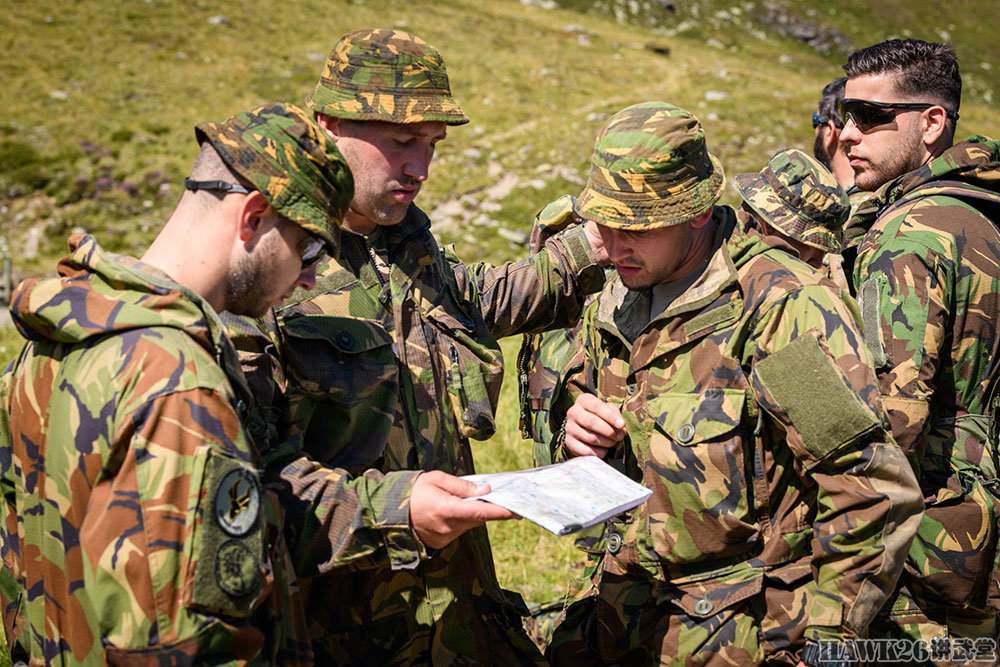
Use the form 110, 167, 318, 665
816, 77, 847, 128
843, 39, 961, 114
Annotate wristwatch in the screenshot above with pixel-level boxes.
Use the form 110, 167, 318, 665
801, 640, 851, 667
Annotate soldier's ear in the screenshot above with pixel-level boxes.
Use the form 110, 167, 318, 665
235, 191, 271, 248
316, 113, 342, 140
690, 207, 714, 229
921, 106, 949, 148
823, 121, 840, 157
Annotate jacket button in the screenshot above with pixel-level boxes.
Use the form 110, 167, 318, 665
334, 331, 354, 349
626, 380, 636, 395
694, 598, 713, 615
607, 531, 623, 554
677, 423, 696, 443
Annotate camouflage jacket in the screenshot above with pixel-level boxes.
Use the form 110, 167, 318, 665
236, 204, 602, 657
562, 207, 922, 642
0, 235, 311, 665
852, 137, 1000, 611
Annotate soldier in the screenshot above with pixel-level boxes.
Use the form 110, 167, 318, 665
840, 38, 1000, 649
811, 77, 873, 282
546, 101, 922, 666
0, 103, 344, 664
231, 29, 607, 664
735, 148, 851, 290
812, 77, 854, 190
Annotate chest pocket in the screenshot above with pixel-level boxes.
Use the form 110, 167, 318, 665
637, 389, 758, 566
426, 304, 504, 441
280, 315, 397, 470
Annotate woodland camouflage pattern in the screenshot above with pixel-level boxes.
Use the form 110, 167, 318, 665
309, 29, 469, 126
0, 235, 312, 665
851, 137, 1000, 641
230, 205, 604, 663
735, 148, 848, 254
195, 102, 354, 251
548, 208, 923, 665
575, 102, 726, 231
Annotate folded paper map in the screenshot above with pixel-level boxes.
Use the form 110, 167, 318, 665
463, 456, 652, 536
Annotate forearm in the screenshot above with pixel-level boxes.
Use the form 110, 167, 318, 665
275, 456, 426, 574
463, 225, 605, 338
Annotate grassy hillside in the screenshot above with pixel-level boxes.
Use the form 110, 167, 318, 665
3, 0, 999, 279
2, 0, 1000, 660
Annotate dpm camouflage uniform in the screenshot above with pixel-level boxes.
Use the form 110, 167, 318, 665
226, 29, 606, 665
0, 103, 353, 665
851, 137, 1000, 646
0, 236, 312, 666
547, 102, 922, 666
266, 206, 602, 665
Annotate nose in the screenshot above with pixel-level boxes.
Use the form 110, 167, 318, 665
402, 144, 433, 183
603, 229, 629, 263
296, 265, 317, 291
839, 117, 861, 146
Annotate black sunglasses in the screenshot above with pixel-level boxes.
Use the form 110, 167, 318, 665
297, 234, 326, 269
812, 111, 844, 130
838, 98, 959, 133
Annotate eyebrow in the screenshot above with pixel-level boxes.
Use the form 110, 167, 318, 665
395, 127, 448, 142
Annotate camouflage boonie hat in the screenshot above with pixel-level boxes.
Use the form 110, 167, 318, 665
576, 102, 725, 230
309, 28, 468, 126
735, 148, 848, 253
195, 102, 354, 252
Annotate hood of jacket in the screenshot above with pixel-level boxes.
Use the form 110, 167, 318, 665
11, 234, 225, 357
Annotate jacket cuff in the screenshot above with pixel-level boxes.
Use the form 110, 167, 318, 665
549, 225, 604, 292
360, 470, 428, 570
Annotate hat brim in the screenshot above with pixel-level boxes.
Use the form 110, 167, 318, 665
576, 154, 726, 230
193, 124, 342, 253
309, 84, 469, 126
735, 172, 841, 253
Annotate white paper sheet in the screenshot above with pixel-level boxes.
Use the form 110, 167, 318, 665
463, 456, 652, 536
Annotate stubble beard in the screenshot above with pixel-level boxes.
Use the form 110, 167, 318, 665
854, 127, 925, 192
813, 130, 832, 169
362, 181, 418, 228
225, 252, 271, 318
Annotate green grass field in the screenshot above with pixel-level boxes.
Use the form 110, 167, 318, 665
3, 0, 1000, 661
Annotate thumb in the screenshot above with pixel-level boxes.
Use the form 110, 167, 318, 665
423, 471, 491, 499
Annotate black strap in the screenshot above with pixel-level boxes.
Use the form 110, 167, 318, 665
183, 177, 251, 194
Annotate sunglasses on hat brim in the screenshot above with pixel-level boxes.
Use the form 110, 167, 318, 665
837, 98, 959, 133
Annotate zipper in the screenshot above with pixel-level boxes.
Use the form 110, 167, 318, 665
366, 242, 391, 306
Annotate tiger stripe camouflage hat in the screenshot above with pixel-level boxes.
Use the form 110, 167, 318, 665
576, 102, 726, 230
309, 28, 469, 126
735, 148, 848, 253
195, 102, 354, 252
